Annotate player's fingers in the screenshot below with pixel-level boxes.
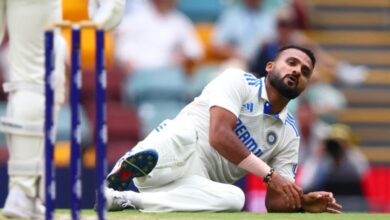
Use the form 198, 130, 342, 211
282, 187, 294, 208
270, 182, 289, 206
279, 193, 290, 208
331, 197, 337, 205
324, 192, 334, 199
283, 194, 291, 207
289, 185, 301, 208
329, 201, 343, 210
326, 206, 342, 214
307, 191, 322, 200
292, 183, 303, 196
324, 195, 333, 204
324, 193, 337, 205
293, 184, 303, 207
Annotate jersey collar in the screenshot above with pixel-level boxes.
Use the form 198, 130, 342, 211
259, 77, 288, 123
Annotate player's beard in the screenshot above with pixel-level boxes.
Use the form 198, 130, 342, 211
268, 69, 301, 100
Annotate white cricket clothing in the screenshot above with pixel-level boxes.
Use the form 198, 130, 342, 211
125, 68, 299, 212
0, 0, 64, 95
115, 2, 203, 70
4, 90, 61, 199
0, 0, 5, 44
0, 0, 64, 202
2, 187, 45, 219
175, 68, 300, 183
88, 0, 125, 31
137, 175, 245, 212
106, 188, 136, 211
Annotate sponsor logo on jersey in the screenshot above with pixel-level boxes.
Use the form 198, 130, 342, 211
235, 118, 263, 157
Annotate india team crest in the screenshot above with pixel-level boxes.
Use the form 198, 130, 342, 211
266, 130, 277, 145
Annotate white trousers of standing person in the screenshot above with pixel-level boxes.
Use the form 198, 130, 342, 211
0, 0, 65, 201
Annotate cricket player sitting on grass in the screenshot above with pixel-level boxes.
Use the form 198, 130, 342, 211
105, 45, 342, 213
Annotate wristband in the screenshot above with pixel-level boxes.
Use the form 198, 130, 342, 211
238, 153, 271, 177
263, 168, 275, 183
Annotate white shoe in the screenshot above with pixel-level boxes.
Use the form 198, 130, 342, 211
105, 188, 135, 211
2, 187, 44, 219
32, 199, 45, 220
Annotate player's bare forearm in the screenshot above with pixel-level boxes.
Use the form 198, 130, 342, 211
209, 106, 251, 165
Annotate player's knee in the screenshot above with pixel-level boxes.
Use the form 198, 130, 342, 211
9, 91, 45, 119
225, 186, 245, 211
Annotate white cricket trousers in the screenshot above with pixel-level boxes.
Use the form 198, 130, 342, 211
0, 0, 64, 201
131, 120, 245, 212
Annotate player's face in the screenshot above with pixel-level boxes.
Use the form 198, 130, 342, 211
266, 48, 314, 99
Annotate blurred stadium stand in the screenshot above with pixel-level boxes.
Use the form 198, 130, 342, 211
303, 0, 390, 159
177, 0, 225, 23
0, 0, 389, 212
302, 0, 390, 212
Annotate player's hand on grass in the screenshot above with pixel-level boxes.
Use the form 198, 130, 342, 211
302, 191, 343, 213
267, 172, 303, 209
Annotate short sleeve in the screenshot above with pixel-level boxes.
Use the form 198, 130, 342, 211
269, 137, 299, 181
207, 68, 250, 118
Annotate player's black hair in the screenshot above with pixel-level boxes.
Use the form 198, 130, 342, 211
274, 45, 316, 67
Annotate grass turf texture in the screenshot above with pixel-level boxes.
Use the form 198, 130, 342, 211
1, 210, 387, 220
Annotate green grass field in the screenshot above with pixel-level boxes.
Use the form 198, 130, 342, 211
1, 210, 387, 220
